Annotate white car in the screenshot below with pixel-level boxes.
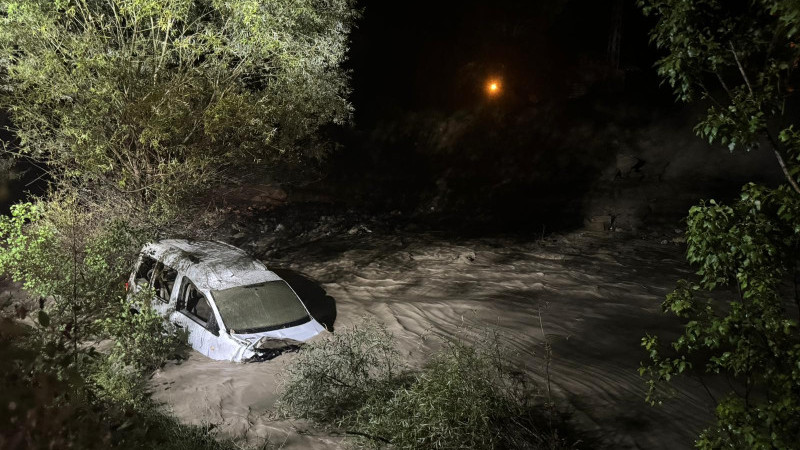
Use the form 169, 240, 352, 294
127, 239, 325, 362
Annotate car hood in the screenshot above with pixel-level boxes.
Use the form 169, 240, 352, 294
229, 317, 325, 347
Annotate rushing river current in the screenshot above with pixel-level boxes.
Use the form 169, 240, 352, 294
150, 229, 712, 449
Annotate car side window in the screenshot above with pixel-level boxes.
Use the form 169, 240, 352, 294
152, 263, 178, 303
178, 278, 218, 334
135, 256, 157, 288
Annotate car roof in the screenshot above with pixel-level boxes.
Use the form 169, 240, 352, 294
140, 239, 281, 292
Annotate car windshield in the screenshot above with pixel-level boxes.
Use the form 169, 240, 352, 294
211, 281, 309, 333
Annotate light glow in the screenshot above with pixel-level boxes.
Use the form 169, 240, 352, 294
486, 79, 501, 96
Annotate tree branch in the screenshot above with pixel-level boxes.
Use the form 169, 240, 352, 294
764, 131, 800, 195
729, 41, 754, 96
715, 72, 733, 98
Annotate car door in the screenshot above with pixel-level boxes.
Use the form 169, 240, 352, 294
170, 276, 241, 360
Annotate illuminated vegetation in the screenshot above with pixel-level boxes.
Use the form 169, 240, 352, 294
0, 0, 358, 447
638, 0, 800, 447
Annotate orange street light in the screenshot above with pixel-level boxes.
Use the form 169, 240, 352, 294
486, 79, 501, 96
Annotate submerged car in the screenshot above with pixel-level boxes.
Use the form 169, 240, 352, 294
127, 239, 325, 362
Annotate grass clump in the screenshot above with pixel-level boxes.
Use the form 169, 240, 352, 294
280, 323, 581, 449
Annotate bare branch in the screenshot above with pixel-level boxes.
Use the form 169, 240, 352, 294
729, 41, 754, 96
765, 131, 800, 195
715, 72, 733, 98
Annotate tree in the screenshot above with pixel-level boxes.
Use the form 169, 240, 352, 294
0, 0, 359, 215
639, 0, 800, 192
0, 196, 146, 358
638, 1, 800, 447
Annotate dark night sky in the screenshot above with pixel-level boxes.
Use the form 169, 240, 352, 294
347, 0, 663, 123
325, 0, 686, 230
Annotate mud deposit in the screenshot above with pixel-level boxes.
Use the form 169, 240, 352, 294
150, 229, 712, 449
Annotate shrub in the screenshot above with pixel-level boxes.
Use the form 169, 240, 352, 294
0, 0, 359, 216
0, 309, 231, 450
360, 331, 570, 450
281, 323, 578, 449
0, 195, 196, 428
0, 301, 233, 449
640, 184, 800, 448
0, 196, 148, 352
101, 291, 185, 372
91, 290, 186, 410
279, 320, 402, 425
0, 317, 110, 449
636, 1, 800, 446
111, 406, 243, 450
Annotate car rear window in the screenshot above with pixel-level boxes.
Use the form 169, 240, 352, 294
211, 281, 309, 333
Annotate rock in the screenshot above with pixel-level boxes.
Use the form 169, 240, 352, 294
274, 224, 285, 232
660, 239, 669, 245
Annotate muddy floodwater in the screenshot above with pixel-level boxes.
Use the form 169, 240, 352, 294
150, 229, 712, 449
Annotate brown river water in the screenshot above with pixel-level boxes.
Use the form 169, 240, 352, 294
150, 229, 713, 449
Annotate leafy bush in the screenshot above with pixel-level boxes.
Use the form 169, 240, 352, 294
0, 312, 235, 450
0, 0, 359, 215
101, 291, 185, 372
279, 320, 402, 424
360, 332, 569, 450
638, 0, 800, 447
0, 195, 204, 440
0, 197, 147, 349
281, 323, 578, 449
0, 317, 108, 449
640, 184, 800, 448
91, 291, 185, 410
110, 406, 244, 450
